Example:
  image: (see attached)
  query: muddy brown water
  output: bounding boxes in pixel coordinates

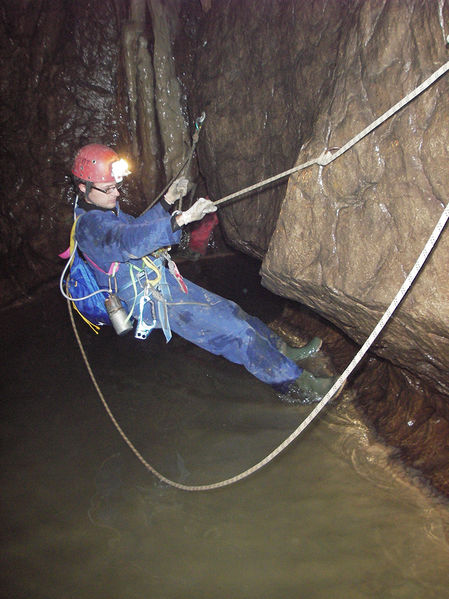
[1,256,448,599]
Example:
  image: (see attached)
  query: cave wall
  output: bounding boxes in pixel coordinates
[186,0,449,393]
[187,0,354,257]
[0,0,127,304]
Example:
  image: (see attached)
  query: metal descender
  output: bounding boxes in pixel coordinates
[134,266,159,340]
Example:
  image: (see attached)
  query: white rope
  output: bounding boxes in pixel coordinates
[73,59,449,492]
[215,60,449,207]
[315,59,449,166]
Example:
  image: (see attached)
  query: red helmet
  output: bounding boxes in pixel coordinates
[72,144,129,183]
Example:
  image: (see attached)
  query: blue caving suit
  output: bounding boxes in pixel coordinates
[75,198,302,390]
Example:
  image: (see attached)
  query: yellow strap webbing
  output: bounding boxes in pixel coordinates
[141,256,162,286]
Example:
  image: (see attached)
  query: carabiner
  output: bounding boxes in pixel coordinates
[195,112,206,130]
[135,294,157,340]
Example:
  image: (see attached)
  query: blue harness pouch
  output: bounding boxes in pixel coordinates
[67,251,111,326]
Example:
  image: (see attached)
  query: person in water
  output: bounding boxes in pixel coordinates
[71,143,335,397]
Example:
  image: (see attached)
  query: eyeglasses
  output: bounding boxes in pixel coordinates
[91,181,123,195]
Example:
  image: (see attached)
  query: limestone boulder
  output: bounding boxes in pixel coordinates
[260,1,449,396]
[188,0,449,391]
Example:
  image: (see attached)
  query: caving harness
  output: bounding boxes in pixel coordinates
[60,215,187,339]
[118,249,187,342]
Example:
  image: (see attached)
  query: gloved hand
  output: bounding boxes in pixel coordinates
[176,198,217,226]
[164,176,190,205]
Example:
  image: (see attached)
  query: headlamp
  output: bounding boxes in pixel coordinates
[111,159,131,183]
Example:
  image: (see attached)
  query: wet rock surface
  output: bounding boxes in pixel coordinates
[0,0,125,303]
[275,300,449,498]
[187,0,347,257]
[354,360,449,497]
[1,0,448,496]
[260,0,449,395]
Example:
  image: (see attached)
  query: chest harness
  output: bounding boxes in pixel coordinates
[119,249,187,342]
[62,216,187,341]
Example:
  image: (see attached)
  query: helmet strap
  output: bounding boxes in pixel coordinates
[72,176,91,200]
[84,181,92,199]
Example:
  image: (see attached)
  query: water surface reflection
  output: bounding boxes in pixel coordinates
[1,273,448,599]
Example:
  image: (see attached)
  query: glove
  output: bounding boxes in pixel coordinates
[164,177,190,205]
[176,198,217,226]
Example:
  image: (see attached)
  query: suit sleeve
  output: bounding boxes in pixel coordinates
[76,209,181,267]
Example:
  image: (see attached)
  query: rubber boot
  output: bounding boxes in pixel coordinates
[281,337,322,362]
[294,370,337,399]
